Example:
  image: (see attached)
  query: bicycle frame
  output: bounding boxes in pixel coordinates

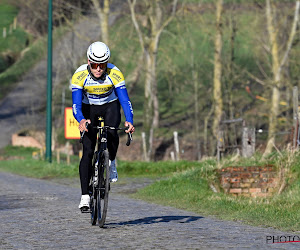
[96,117,107,153]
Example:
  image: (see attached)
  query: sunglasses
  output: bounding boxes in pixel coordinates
[90,62,107,69]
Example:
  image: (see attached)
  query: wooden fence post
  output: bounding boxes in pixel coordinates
[13,17,17,30]
[217,130,224,162]
[141,132,148,161]
[196,140,201,161]
[242,127,255,157]
[40,148,43,159]
[173,131,180,161]
[56,149,60,164]
[3,27,6,38]
[66,141,70,165]
[170,151,175,161]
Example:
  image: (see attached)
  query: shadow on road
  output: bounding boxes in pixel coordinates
[107,215,204,227]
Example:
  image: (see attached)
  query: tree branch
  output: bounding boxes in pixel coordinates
[279,0,300,74]
[233,63,266,86]
[156,0,178,37]
[127,0,145,51]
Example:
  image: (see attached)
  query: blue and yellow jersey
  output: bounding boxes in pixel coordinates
[71,63,133,124]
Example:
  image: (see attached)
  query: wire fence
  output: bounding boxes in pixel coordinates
[116,127,295,162]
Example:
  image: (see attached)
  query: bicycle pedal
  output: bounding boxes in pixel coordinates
[80,207,91,213]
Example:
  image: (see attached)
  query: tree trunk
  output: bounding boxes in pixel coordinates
[193,65,201,160]
[212,0,224,138]
[228,12,237,121]
[263,0,300,156]
[127,0,178,160]
[143,50,154,160]
[91,0,110,44]
[264,83,280,155]
[263,0,281,156]
[150,39,160,128]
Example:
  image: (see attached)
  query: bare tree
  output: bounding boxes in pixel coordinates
[212,0,224,138]
[225,6,238,121]
[263,0,300,156]
[127,0,179,160]
[192,56,201,160]
[91,0,110,44]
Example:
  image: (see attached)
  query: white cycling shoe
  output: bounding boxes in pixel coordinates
[78,194,90,210]
[109,159,118,183]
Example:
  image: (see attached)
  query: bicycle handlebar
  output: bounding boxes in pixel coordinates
[94,125,132,146]
[79,123,133,146]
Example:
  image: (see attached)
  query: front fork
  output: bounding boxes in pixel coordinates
[93,151,106,199]
[93,155,99,186]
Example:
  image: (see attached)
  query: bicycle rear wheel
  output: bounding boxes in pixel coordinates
[97,149,110,228]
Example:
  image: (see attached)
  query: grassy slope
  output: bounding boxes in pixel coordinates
[0,2,35,99]
[0,3,30,74]
[0,1,70,100]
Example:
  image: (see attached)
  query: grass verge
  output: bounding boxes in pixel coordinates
[0,146,79,179]
[134,168,300,232]
[133,151,300,232]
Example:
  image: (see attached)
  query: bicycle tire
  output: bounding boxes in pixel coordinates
[90,152,99,225]
[90,192,97,225]
[97,149,110,228]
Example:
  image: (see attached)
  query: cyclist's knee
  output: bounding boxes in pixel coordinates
[107,130,118,140]
[82,146,94,159]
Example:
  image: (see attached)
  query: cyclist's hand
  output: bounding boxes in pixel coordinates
[125,121,135,134]
[79,119,91,132]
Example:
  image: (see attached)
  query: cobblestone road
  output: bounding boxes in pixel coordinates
[0,171,299,249]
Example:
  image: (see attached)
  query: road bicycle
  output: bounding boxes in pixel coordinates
[80,117,132,227]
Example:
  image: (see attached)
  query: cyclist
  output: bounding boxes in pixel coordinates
[72,41,135,210]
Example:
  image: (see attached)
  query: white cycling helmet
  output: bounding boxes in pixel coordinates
[87,41,110,63]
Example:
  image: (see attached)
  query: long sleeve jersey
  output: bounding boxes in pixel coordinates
[71,63,133,124]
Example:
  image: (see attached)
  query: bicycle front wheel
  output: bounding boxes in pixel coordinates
[90,152,99,226]
[97,149,110,228]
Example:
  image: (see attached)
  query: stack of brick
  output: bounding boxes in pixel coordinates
[217,165,279,197]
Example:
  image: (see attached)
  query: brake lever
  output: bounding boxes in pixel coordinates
[124,126,132,146]
[126,132,132,146]
[79,122,89,144]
